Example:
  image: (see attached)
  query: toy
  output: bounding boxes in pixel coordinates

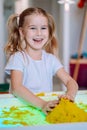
[77,0,87,8]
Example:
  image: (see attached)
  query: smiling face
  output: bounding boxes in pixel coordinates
[19,14,49,53]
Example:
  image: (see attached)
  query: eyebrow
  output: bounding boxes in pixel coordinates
[28,25,48,27]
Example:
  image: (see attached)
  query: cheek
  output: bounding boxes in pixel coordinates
[45,31,49,37]
[25,32,33,39]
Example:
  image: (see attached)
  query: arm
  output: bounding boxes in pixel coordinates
[11,70,58,114]
[56,68,78,101]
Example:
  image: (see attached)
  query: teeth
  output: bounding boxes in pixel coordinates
[34,38,42,40]
[33,38,43,41]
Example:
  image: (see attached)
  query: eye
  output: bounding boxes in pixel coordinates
[42,27,46,29]
[30,27,36,30]
[41,27,48,30]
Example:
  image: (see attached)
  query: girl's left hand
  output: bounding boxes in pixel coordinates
[58,93,74,102]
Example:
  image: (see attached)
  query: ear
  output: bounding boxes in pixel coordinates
[19,27,24,38]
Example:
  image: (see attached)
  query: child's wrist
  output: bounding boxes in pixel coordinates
[40,100,47,110]
[65,93,75,100]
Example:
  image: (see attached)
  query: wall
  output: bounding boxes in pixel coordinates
[0,0,5,83]
[0,0,87,85]
[70,1,87,56]
[28,0,52,13]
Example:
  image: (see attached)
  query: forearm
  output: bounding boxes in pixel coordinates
[12,86,59,115]
[12,85,46,109]
[65,78,78,98]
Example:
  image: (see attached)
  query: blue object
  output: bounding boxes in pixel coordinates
[71,52,87,59]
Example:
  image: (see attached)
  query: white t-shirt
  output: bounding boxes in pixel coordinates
[5,50,63,93]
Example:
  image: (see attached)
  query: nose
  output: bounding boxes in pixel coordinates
[36,29,42,35]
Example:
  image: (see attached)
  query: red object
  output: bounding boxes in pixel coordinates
[77,0,87,8]
[70,59,87,90]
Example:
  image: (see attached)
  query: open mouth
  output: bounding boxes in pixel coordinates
[33,38,43,43]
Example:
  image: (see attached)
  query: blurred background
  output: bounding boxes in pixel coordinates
[0,0,87,91]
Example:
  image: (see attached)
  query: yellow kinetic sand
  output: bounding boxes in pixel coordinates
[46,98,87,123]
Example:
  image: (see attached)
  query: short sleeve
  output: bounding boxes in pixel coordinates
[52,56,63,75]
[5,52,25,75]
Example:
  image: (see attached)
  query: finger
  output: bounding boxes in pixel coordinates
[59,95,74,102]
[53,100,59,104]
[49,101,57,108]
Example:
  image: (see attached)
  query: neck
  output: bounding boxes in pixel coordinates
[26,49,42,60]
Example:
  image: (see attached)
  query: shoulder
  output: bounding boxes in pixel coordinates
[11,51,25,58]
[43,50,58,61]
[43,50,63,66]
[43,51,63,75]
[43,50,63,65]
[9,51,26,61]
[5,51,26,74]
[6,51,28,67]
[43,50,55,58]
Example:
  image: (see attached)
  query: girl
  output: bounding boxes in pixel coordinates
[5,7,78,114]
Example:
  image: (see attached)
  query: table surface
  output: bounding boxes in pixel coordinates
[0,90,87,130]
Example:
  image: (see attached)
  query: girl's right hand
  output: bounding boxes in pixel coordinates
[42,100,59,115]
